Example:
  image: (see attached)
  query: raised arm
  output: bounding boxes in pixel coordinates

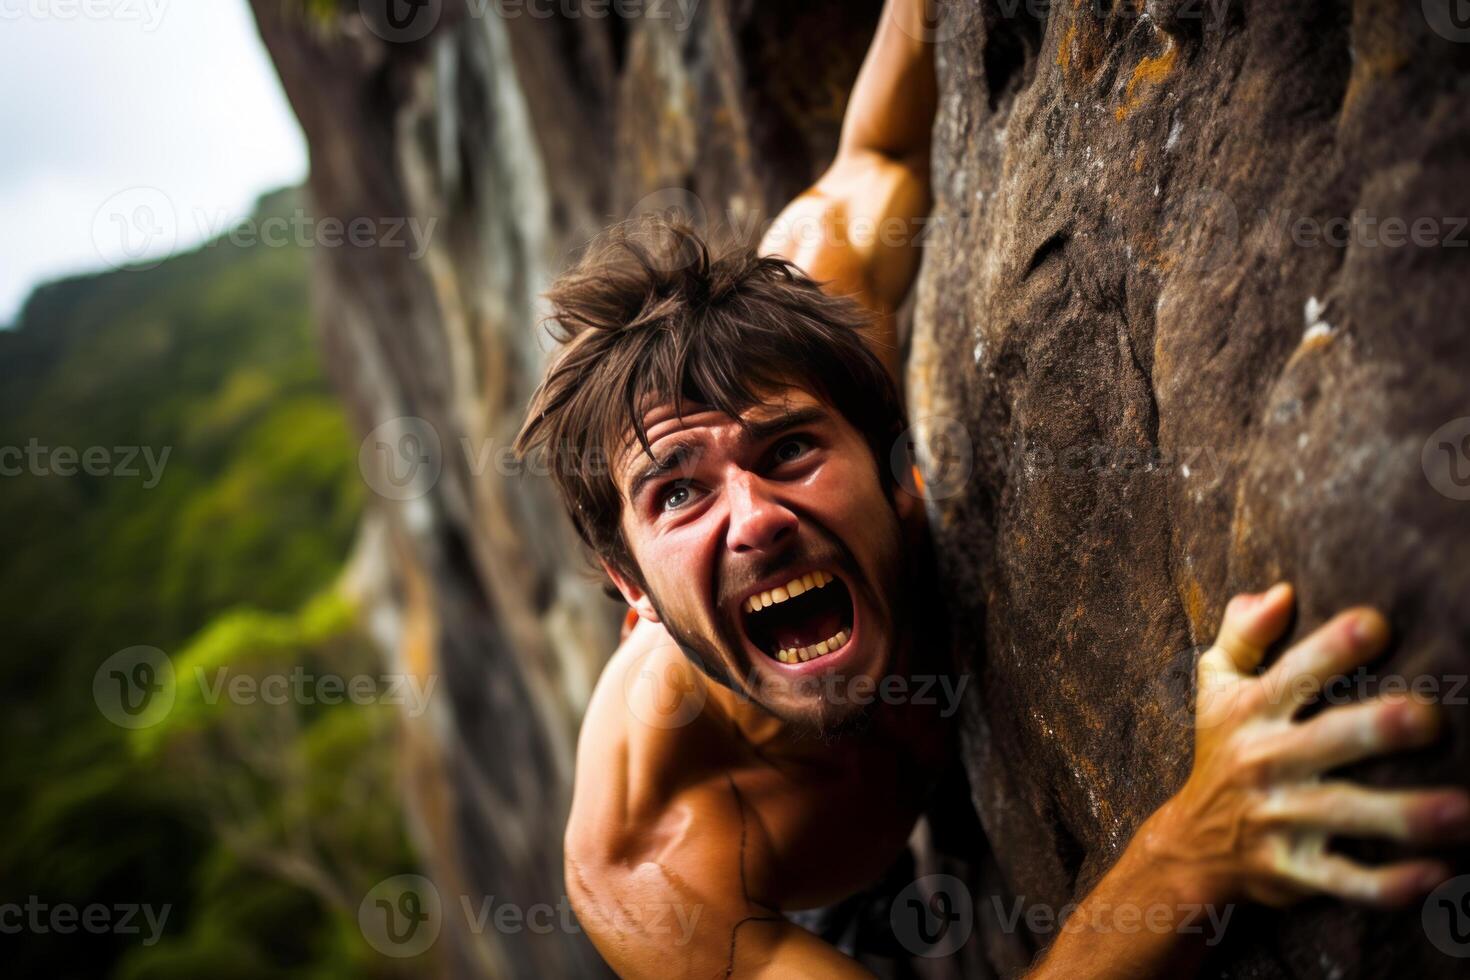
[761,0,938,384]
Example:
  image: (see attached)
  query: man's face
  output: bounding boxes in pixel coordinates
[608,386,912,732]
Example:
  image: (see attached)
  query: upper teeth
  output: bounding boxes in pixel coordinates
[744,570,834,613]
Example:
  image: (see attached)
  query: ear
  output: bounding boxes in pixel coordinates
[894,463,927,528]
[603,560,661,624]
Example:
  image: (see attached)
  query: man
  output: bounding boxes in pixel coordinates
[513,0,1469,975]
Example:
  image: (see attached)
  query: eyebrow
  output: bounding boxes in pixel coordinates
[623,405,830,503]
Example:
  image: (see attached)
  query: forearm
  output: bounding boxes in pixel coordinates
[837,0,938,165]
[1025,814,1220,980]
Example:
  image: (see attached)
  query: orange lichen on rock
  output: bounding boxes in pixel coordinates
[1058,23,1077,72]
[1115,38,1178,121]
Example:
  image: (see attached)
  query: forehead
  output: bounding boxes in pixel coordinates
[614,387,826,488]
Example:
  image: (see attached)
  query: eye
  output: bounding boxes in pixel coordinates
[659,481,697,512]
[772,436,813,465]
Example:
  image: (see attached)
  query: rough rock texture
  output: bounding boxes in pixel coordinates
[248,0,1469,976]
[909,1,1470,976]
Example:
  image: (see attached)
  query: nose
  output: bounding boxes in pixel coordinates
[724,470,797,554]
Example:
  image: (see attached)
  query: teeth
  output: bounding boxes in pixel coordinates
[773,628,849,666]
[745,571,835,615]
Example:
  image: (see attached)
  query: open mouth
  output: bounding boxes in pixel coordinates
[740,570,854,665]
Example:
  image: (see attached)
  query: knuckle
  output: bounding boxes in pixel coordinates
[1229,742,1277,789]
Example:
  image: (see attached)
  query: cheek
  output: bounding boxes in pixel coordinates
[641,523,720,618]
[806,451,890,526]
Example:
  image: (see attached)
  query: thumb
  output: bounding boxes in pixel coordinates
[1207,582,1294,676]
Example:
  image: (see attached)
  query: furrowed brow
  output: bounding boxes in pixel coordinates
[623,406,829,502]
[741,405,829,444]
[626,442,697,503]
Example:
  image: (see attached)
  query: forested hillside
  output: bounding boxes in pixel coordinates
[0,189,419,978]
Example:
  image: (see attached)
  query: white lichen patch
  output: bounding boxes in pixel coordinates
[1301,296,1336,349]
[1165,118,1183,152]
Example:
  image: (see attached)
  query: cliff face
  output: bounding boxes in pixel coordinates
[910,2,1470,976]
[249,1,1469,976]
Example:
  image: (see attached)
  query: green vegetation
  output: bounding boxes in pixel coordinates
[0,189,420,977]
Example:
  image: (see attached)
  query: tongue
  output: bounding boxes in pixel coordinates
[773,605,845,652]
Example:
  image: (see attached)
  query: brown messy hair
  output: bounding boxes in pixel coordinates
[513,219,904,580]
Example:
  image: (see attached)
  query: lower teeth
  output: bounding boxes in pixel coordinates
[775,628,849,664]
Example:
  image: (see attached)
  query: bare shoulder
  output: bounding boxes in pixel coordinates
[563,620,777,974]
[564,617,729,870]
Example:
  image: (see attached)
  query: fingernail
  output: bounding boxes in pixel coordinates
[1265,583,1290,604]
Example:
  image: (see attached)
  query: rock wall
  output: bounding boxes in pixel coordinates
[249,1,1470,976]
[910,1,1470,977]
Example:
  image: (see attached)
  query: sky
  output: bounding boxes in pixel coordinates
[0,0,309,325]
